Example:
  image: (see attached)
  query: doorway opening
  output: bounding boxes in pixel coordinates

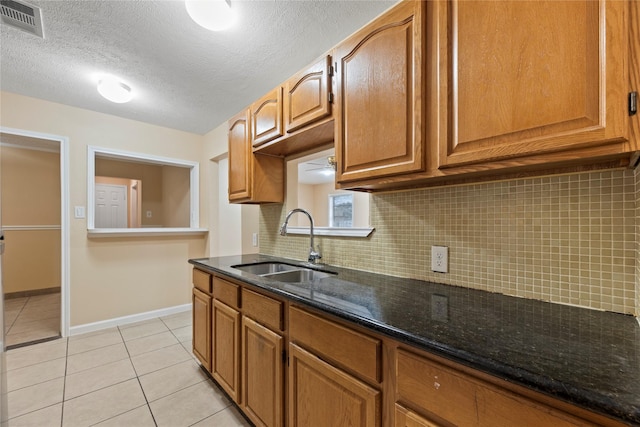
[0,128,69,349]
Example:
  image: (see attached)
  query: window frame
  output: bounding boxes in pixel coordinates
[87,146,206,237]
[328,193,354,228]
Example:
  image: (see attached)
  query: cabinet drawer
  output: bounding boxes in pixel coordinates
[242,288,283,332]
[289,306,381,384]
[395,404,440,427]
[214,277,240,309]
[192,268,212,294]
[396,348,478,426]
[476,384,584,427]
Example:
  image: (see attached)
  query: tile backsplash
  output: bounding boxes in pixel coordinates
[260,166,640,316]
[636,165,640,316]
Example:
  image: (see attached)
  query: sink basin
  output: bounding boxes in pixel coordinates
[262,268,334,283]
[231,261,337,283]
[231,262,299,275]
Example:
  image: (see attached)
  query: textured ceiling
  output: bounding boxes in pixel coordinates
[0,0,397,135]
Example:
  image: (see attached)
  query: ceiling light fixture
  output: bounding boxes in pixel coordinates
[185,0,236,31]
[97,75,133,104]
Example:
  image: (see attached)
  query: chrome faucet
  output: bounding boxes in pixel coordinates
[279,208,322,264]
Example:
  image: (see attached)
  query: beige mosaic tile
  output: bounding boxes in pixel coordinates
[261,167,640,315]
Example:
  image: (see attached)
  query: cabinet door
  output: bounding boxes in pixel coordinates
[284,55,332,133]
[228,110,285,204]
[192,288,211,372]
[439,0,628,168]
[334,1,426,183]
[212,299,241,403]
[228,110,251,201]
[288,343,380,427]
[241,317,283,427]
[252,88,283,147]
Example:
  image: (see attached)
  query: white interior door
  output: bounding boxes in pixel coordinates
[95,183,128,228]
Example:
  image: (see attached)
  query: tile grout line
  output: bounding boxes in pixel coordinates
[4,296,29,336]
[5,293,61,348]
[60,336,69,427]
[5,313,239,427]
[118,324,159,427]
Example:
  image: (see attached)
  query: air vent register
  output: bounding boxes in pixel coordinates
[1,0,44,38]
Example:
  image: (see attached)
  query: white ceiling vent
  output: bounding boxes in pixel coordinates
[1,0,44,38]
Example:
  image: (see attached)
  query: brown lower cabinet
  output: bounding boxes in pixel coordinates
[212,299,241,403]
[288,343,381,427]
[242,316,283,427]
[191,268,626,427]
[191,288,211,372]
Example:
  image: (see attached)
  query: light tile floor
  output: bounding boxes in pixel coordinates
[4,311,251,427]
[4,293,61,348]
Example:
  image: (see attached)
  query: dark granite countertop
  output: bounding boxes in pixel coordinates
[189,254,640,425]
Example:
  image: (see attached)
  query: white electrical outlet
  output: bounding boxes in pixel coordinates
[146,210,152,218]
[252,233,258,247]
[431,246,448,273]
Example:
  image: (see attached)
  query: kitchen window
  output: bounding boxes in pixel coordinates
[328,193,353,228]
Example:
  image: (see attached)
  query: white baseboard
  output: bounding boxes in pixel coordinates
[69,304,191,336]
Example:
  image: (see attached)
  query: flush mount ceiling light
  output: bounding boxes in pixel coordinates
[185,0,236,31]
[97,75,133,104]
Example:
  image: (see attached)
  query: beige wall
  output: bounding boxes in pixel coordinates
[2,230,60,293]
[203,122,259,257]
[162,166,191,227]
[296,183,315,225]
[1,146,60,224]
[262,166,640,316]
[0,92,207,326]
[0,146,61,293]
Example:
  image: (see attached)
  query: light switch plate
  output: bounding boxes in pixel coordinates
[74,206,85,219]
[431,245,448,273]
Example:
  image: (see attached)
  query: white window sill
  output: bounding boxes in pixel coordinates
[285,226,374,238]
[87,228,208,238]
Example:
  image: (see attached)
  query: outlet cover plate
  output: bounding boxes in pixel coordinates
[431,245,448,273]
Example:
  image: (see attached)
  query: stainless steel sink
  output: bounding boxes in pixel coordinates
[231,262,336,283]
[231,262,299,275]
[262,268,334,283]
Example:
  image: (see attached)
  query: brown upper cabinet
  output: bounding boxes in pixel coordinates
[253,55,335,158]
[438,0,630,168]
[228,110,284,204]
[332,0,637,191]
[284,55,333,134]
[230,0,638,196]
[251,88,284,148]
[334,0,426,184]
[228,110,252,201]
